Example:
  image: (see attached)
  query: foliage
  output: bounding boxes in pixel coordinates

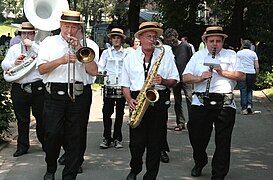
[158,0,205,48]
[256,70,273,90]
[0,55,14,136]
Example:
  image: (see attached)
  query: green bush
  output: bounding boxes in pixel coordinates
[256,70,273,90]
[0,55,14,138]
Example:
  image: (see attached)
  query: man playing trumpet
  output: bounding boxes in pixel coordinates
[37,10,98,180]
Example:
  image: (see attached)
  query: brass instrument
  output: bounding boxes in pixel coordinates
[204,47,216,98]
[3,0,69,82]
[76,25,95,63]
[128,40,165,128]
[3,51,37,82]
[67,36,76,102]
[67,27,96,102]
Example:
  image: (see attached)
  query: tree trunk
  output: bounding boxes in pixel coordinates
[229,0,245,48]
[128,0,140,38]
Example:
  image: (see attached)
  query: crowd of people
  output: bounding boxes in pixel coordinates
[1,7,261,180]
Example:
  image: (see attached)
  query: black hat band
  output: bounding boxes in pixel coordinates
[139,25,160,31]
[61,15,81,22]
[205,30,225,35]
[22,27,35,30]
[110,31,123,35]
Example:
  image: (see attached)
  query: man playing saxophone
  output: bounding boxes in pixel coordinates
[121,22,179,180]
[1,22,45,157]
[37,10,98,180]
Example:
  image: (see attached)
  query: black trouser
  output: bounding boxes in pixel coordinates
[102,97,126,142]
[129,90,169,180]
[11,82,44,151]
[43,84,92,180]
[187,105,236,179]
[172,82,192,126]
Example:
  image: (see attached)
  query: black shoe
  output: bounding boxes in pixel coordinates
[58,154,65,165]
[126,172,137,180]
[43,172,55,180]
[160,151,169,163]
[78,166,83,174]
[191,165,203,177]
[13,149,28,157]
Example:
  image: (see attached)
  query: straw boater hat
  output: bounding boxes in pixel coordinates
[107,28,126,39]
[134,22,163,38]
[201,26,228,42]
[18,22,36,32]
[59,10,84,24]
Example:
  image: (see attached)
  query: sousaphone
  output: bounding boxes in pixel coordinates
[3,0,69,82]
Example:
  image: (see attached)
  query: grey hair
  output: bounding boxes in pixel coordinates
[242,40,252,49]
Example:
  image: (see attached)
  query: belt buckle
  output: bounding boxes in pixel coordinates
[21,84,32,94]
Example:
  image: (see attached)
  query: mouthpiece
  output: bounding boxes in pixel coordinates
[212,47,216,59]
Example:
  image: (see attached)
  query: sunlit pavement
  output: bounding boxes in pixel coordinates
[0,89,272,180]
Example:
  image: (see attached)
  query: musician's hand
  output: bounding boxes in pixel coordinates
[152,75,163,85]
[23,39,33,47]
[61,53,77,64]
[214,66,223,76]
[201,71,212,80]
[15,54,26,65]
[127,99,138,111]
[67,35,81,49]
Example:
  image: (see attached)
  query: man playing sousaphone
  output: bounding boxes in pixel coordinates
[37,10,98,180]
[1,22,45,157]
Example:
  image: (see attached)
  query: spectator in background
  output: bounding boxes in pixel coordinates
[181,36,195,54]
[10,30,22,47]
[126,37,140,53]
[237,39,259,115]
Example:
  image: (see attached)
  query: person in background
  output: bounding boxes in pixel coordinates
[1,22,45,157]
[9,30,22,47]
[183,26,245,180]
[181,36,195,54]
[237,39,259,115]
[161,28,193,163]
[126,37,141,53]
[164,28,193,131]
[121,21,179,180]
[98,28,127,149]
[37,10,98,180]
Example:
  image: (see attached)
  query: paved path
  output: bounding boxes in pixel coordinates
[0,90,272,180]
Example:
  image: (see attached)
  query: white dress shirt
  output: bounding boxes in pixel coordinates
[121,45,179,91]
[98,46,127,86]
[183,48,244,108]
[37,34,99,85]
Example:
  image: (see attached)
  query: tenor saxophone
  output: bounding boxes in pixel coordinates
[128,40,165,128]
